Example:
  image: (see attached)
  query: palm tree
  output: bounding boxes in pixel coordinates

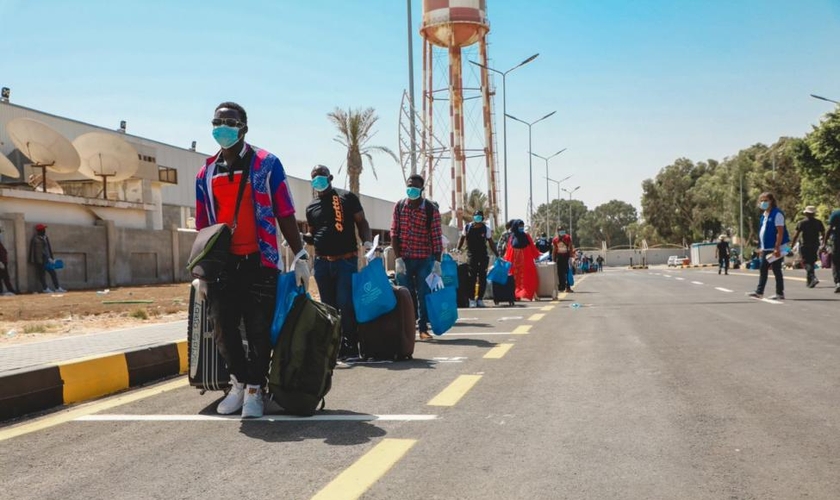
[462,189,489,223]
[327,107,398,194]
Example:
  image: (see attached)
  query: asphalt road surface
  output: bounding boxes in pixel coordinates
[2,267,839,500]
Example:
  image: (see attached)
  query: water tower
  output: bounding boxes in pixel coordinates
[420,0,498,228]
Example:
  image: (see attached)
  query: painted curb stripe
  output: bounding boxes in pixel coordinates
[125,344,181,387]
[59,353,129,404]
[75,414,438,422]
[311,439,417,500]
[0,366,63,421]
[176,341,188,373]
[484,343,514,359]
[428,374,482,406]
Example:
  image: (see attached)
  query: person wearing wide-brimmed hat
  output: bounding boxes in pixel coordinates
[715,234,731,275]
[790,205,826,288]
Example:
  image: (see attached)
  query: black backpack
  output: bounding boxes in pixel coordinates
[268,295,342,416]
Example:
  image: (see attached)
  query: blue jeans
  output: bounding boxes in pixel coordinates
[314,257,358,349]
[397,257,433,333]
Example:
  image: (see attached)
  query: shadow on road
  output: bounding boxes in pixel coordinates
[238,410,388,445]
[431,338,496,347]
[452,322,492,328]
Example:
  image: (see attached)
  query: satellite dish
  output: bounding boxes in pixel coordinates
[73,132,140,199]
[27,173,64,194]
[0,154,21,179]
[7,118,80,193]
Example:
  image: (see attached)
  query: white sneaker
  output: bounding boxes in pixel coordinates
[476,299,486,308]
[42,288,54,294]
[241,385,264,418]
[56,287,67,293]
[468,299,476,308]
[216,375,245,415]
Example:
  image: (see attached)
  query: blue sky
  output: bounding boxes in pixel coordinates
[1,0,839,222]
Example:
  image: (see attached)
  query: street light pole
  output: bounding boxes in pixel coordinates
[469,54,539,222]
[739,167,744,260]
[562,186,580,244]
[545,174,572,233]
[406,0,417,174]
[810,94,840,105]
[506,111,556,229]
[532,148,567,235]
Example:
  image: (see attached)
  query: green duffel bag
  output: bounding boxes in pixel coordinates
[268,294,342,416]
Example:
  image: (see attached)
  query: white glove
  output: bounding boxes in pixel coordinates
[363,241,373,251]
[432,260,442,277]
[395,257,406,275]
[293,249,310,290]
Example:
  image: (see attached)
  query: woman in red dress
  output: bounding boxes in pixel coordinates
[504,220,540,300]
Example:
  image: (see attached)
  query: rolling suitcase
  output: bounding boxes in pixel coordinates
[358,286,416,360]
[187,279,230,393]
[456,263,472,308]
[536,262,558,299]
[492,275,516,306]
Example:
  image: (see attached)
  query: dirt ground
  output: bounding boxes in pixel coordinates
[0,277,321,346]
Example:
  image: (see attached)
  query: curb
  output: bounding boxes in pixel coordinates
[0,340,188,421]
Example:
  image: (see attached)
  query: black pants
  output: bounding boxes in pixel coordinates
[800,246,818,284]
[556,254,570,290]
[833,245,840,286]
[208,253,277,387]
[467,254,489,300]
[719,257,729,272]
[0,263,15,293]
[756,250,784,296]
[37,265,60,290]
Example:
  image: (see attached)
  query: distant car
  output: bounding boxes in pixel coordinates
[667,256,681,267]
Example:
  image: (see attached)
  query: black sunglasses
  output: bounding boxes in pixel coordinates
[211,117,245,128]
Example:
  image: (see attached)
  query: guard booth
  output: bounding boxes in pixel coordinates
[690,242,718,266]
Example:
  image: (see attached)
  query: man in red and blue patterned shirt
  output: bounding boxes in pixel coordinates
[391,174,443,340]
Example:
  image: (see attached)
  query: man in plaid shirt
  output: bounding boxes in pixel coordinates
[391,174,443,340]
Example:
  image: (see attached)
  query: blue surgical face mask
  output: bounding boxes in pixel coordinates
[406,187,422,200]
[759,201,770,211]
[474,216,483,223]
[212,125,241,149]
[311,175,330,192]
[559,231,567,236]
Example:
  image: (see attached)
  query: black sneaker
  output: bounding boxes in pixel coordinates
[746,291,763,299]
[768,294,785,300]
[808,278,819,288]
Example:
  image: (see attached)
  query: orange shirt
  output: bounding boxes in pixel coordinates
[211,172,259,256]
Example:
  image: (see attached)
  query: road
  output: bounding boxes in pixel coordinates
[1,268,839,500]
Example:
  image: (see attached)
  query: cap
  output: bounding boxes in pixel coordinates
[803,206,816,214]
[35,223,47,231]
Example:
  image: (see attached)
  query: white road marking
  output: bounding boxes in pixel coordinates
[456,318,479,322]
[498,316,524,321]
[436,332,518,336]
[691,281,704,285]
[715,287,734,293]
[431,357,467,363]
[761,298,785,305]
[75,414,438,422]
[663,275,672,278]
[675,277,685,281]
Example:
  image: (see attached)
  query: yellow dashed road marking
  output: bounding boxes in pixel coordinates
[311,439,417,500]
[428,375,482,406]
[484,343,514,359]
[512,325,532,334]
[528,313,545,321]
[540,305,554,311]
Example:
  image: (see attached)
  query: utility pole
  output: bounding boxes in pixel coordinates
[406,0,418,174]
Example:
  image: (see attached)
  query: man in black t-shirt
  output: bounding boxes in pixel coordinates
[457,210,499,307]
[826,208,840,292]
[715,235,730,275]
[790,205,826,288]
[535,232,551,258]
[304,165,372,360]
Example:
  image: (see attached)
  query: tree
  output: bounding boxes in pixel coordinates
[576,200,638,248]
[463,189,489,223]
[531,199,588,242]
[327,107,398,195]
[792,107,840,213]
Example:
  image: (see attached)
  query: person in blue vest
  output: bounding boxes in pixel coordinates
[747,192,790,300]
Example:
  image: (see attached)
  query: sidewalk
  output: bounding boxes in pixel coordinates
[0,320,188,421]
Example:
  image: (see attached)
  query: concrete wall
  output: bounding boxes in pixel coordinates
[600,248,688,267]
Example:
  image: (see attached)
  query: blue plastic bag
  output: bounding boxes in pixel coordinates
[353,257,397,323]
[567,266,575,287]
[487,258,511,285]
[425,285,458,335]
[45,259,64,271]
[270,272,306,346]
[441,253,458,289]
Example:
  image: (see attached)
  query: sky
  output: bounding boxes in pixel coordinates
[1,0,839,223]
